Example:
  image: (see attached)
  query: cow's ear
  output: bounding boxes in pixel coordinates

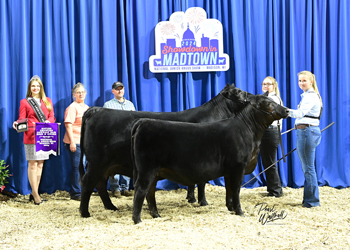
[263,91,269,96]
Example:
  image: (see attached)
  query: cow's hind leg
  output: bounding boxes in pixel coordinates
[80,163,114,217]
[197,182,208,206]
[186,185,196,203]
[132,170,158,224]
[95,177,117,211]
[80,163,100,218]
[146,178,160,218]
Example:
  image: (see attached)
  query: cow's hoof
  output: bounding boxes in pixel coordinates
[80,211,91,218]
[132,217,142,224]
[150,211,161,218]
[105,204,118,211]
[187,197,196,203]
[199,200,208,206]
[235,210,245,217]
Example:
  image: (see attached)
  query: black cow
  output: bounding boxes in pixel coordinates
[79,84,250,218]
[131,92,289,224]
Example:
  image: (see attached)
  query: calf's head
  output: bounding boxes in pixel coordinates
[251,92,289,122]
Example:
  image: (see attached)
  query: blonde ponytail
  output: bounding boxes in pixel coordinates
[298,71,323,106]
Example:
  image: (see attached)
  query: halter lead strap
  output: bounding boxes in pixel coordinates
[277,120,286,162]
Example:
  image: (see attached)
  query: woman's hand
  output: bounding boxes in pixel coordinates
[13,121,18,130]
[70,143,77,152]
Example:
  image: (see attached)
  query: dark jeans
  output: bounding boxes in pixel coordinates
[65,143,85,198]
[259,128,283,196]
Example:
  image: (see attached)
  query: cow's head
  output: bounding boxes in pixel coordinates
[220,84,255,114]
[250,91,289,122]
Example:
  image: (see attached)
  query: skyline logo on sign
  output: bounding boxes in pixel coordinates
[149,7,230,73]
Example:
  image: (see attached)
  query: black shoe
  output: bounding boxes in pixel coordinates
[121,190,133,197]
[30,194,47,202]
[267,192,283,198]
[71,196,81,201]
[34,200,42,205]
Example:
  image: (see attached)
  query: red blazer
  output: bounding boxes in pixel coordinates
[17,97,56,144]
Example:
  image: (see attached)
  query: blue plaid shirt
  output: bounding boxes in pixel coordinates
[103,98,136,111]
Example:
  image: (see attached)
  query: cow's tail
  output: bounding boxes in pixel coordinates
[79,107,102,182]
[130,118,149,186]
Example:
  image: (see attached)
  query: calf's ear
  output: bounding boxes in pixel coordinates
[263,91,269,96]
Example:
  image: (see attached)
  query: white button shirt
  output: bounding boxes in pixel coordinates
[267,92,283,130]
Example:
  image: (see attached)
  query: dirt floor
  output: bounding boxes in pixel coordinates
[0,185,349,250]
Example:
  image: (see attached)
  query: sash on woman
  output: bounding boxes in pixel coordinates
[27,97,60,156]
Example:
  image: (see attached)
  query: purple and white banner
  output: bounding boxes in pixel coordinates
[149,7,229,73]
[35,123,59,156]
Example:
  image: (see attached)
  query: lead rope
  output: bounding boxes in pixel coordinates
[241,122,335,187]
[277,120,286,163]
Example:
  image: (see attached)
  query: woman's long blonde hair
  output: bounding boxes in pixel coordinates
[25,75,52,112]
[263,76,281,98]
[298,70,323,106]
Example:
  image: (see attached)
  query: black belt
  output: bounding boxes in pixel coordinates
[295,124,316,129]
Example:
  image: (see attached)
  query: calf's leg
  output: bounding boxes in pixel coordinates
[197,182,208,206]
[146,178,161,218]
[227,170,245,216]
[132,169,158,224]
[224,175,233,211]
[95,177,117,211]
[186,185,196,203]
[80,163,101,217]
[80,163,116,217]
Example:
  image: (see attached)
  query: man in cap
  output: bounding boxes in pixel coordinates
[103,81,136,198]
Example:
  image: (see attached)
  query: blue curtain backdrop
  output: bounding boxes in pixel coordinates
[0,0,349,195]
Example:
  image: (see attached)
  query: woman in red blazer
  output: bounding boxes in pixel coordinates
[13,75,56,205]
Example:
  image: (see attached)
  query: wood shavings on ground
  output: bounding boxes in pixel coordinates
[1,186,349,249]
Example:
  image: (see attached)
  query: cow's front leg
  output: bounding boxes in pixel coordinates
[96,177,117,211]
[197,182,208,206]
[186,185,196,203]
[146,178,160,218]
[227,170,245,216]
[224,175,233,211]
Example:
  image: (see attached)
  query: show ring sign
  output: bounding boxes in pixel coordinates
[35,123,60,156]
[149,7,229,73]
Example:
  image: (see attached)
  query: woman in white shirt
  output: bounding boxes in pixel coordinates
[288,70,322,208]
[259,76,284,197]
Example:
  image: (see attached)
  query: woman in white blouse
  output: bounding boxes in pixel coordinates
[260,76,284,197]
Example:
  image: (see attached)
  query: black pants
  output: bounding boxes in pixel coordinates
[259,128,283,196]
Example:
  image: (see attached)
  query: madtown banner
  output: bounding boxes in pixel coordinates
[149,7,229,73]
[35,123,60,156]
